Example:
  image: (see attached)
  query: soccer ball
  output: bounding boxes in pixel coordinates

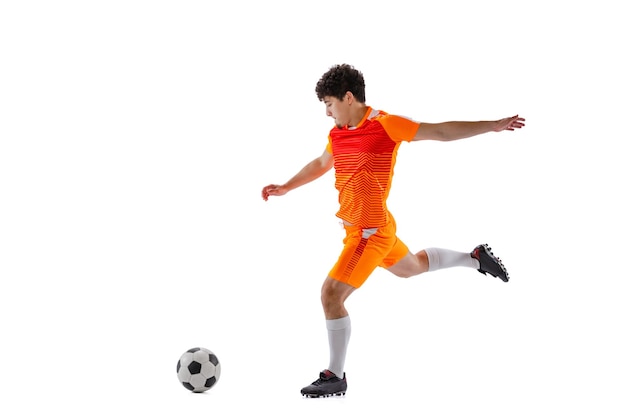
[176,347,221,393]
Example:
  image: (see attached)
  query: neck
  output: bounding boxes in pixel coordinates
[348,104,369,128]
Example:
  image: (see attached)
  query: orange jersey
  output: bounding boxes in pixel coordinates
[326,107,420,227]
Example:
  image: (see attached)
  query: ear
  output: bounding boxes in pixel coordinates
[344,91,354,104]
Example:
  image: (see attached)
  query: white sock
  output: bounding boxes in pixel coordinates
[424,247,479,271]
[327,316,351,378]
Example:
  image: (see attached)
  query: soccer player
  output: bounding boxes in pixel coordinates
[261,64,525,398]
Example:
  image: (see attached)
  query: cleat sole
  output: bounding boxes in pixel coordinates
[302,391,346,398]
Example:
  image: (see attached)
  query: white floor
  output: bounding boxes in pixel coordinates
[2,1,625,417]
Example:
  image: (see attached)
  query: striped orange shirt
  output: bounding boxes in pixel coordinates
[326,107,420,227]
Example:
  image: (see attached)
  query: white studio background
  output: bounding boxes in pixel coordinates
[1,1,624,417]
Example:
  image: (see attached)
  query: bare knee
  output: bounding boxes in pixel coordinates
[414,250,429,275]
[388,251,429,278]
[321,277,355,319]
[321,281,343,313]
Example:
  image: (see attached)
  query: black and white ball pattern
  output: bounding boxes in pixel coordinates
[176,347,221,392]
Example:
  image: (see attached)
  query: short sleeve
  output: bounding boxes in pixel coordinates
[325,135,333,154]
[377,114,420,142]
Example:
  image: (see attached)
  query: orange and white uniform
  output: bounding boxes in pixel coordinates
[327,107,420,288]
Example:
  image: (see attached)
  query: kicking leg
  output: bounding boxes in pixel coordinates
[387,245,508,282]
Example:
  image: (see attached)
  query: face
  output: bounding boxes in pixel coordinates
[323,95,351,129]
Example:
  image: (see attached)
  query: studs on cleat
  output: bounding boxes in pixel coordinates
[301,369,347,398]
[471,243,509,282]
[302,392,346,398]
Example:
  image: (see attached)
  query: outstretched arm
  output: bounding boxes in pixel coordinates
[412,115,525,142]
[262,149,334,201]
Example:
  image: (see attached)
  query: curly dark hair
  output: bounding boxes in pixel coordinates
[315,64,366,103]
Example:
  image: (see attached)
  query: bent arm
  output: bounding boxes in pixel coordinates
[262,150,334,201]
[412,115,525,142]
[283,149,334,191]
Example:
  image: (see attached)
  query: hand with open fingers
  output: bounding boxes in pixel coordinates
[496,115,525,132]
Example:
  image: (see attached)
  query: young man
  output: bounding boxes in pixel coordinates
[261,64,525,398]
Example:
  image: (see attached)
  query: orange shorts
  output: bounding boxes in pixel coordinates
[328,214,409,288]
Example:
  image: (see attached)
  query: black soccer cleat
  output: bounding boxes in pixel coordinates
[301,370,347,398]
[471,244,509,282]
